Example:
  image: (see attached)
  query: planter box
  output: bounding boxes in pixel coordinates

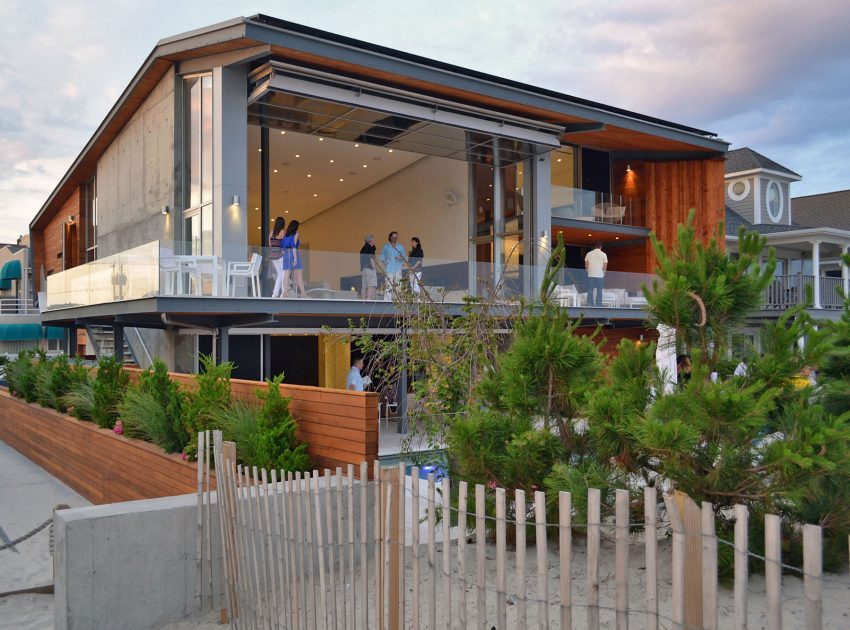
[0,389,203,504]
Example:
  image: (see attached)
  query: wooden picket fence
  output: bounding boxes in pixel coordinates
[196,431,828,630]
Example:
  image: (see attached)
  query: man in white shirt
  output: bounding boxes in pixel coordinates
[346,356,366,392]
[584,241,608,306]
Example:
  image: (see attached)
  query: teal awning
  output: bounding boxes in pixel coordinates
[0,323,43,341]
[0,324,64,341]
[44,326,65,340]
[0,260,21,280]
[0,278,11,290]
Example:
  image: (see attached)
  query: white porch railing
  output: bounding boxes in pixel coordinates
[762,274,845,310]
[0,298,39,315]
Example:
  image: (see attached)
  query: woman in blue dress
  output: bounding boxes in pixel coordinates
[281,219,307,297]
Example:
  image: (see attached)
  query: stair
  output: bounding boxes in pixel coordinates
[85,325,137,366]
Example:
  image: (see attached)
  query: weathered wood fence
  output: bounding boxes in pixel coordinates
[198,431,828,630]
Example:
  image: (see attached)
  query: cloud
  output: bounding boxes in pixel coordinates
[0,0,847,243]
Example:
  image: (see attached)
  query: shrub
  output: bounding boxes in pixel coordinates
[118,388,175,447]
[135,358,186,453]
[183,355,232,439]
[34,355,80,412]
[5,350,38,402]
[215,400,262,466]
[91,356,128,429]
[252,374,310,472]
[62,379,96,422]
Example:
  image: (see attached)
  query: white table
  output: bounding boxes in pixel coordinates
[173,255,221,296]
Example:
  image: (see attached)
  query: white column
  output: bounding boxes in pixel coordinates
[842,245,849,297]
[812,241,821,308]
[530,152,552,299]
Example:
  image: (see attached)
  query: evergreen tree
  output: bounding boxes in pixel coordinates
[819,253,850,414]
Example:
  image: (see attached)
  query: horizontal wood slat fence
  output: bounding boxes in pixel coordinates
[200,431,829,630]
[124,368,379,476]
[0,389,201,503]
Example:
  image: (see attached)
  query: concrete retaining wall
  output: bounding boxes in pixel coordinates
[54,492,224,630]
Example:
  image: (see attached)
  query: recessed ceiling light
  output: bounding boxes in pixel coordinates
[388,149,393,153]
[486,198,490,201]
[615,236,620,240]
[285,210,289,214]
[254,207,258,210]
[354,143,360,148]
[339,178,344,182]
[557,158,562,163]
[313,193,318,197]
[258,148,262,152]
[280,130,286,135]
[488,184,492,188]
[329,159,334,163]
[295,154,300,158]
[307,174,312,178]
[587,233,592,237]
[318,137,324,142]
[273,169,278,173]
[362,164,367,168]
[257,226,261,230]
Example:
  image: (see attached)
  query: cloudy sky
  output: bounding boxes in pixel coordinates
[1,0,848,243]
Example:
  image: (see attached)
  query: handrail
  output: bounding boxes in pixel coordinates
[0,298,39,315]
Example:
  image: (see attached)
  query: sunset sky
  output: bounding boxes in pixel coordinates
[1,0,848,242]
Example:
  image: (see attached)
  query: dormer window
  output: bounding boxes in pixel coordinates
[727,178,750,201]
[766,180,783,223]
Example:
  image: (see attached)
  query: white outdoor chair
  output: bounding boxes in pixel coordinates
[226,253,262,297]
[553,284,579,307]
[160,257,181,295]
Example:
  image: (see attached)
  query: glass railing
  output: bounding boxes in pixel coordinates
[44,241,655,310]
[551,185,641,227]
[45,241,160,310]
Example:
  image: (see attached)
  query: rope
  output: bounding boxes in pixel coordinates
[0,517,53,552]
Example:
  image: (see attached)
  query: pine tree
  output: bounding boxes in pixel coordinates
[819,253,850,414]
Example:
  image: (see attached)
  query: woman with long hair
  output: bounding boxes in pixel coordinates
[281,219,307,297]
[269,216,286,298]
[408,236,424,294]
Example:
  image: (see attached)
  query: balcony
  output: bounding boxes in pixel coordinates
[762,275,846,310]
[43,241,655,316]
[551,186,644,229]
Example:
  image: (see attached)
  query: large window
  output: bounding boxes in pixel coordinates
[183,74,213,254]
[83,176,97,262]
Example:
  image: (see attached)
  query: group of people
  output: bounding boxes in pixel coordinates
[268,217,307,298]
[359,231,424,300]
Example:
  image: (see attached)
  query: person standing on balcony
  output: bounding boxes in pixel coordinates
[346,355,366,391]
[408,237,424,294]
[269,217,286,298]
[281,220,307,297]
[360,234,377,300]
[380,231,406,299]
[584,240,608,306]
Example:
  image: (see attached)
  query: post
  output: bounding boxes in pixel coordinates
[764,514,781,630]
[803,524,822,630]
[645,487,658,630]
[475,484,486,629]
[663,492,684,630]
[516,489,527,629]
[535,490,548,630]
[558,492,571,630]
[113,324,124,362]
[587,488,600,630]
[615,489,629,630]
[702,502,718,630]
[734,504,748,630]
[842,245,849,298]
[812,240,821,308]
[67,325,77,358]
[674,491,703,629]
[217,327,230,365]
[495,487,507,629]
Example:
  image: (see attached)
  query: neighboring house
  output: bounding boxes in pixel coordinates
[0,236,63,355]
[725,148,850,317]
[30,15,729,384]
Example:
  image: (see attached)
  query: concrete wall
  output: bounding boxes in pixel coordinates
[96,67,176,258]
[54,493,222,630]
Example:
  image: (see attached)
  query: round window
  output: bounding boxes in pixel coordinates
[727,178,750,201]
[766,180,783,223]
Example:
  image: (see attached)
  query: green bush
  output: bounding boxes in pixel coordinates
[215,400,262,466]
[135,358,186,453]
[252,374,310,472]
[62,378,96,422]
[91,356,128,429]
[5,350,38,402]
[118,388,176,447]
[34,355,82,412]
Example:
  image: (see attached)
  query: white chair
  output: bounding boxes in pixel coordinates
[553,284,579,307]
[606,288,627,307]
[160,257,180,295]
[226,253,262,297]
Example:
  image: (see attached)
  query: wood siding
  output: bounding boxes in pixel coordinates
[0,389,202,504]
[124,368,379,476]
[33,188,83,291]
[576,326,659,355]
[644,158,726,271]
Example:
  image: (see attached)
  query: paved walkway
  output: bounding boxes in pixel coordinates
[0,440,91,629]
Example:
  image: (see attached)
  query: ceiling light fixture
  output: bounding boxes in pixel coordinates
[285,210,289,214]
[258,148,262,152]
[339,178,344,182]
[313,193,318,197]
[388,149,394,153]
[329,159,334,163]
[319,137,324,141]
[280,130,286,135]
[354,143,360,148]
[307,174,312,178]
[362,164,367,168]
[273,169,278,173]
[295,154,300,158]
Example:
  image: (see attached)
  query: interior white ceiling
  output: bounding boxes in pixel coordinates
[247,126,423,224]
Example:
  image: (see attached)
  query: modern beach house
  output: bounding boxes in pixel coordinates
[30,15,730,386]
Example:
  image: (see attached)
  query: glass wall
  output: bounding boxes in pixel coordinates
[182,74,213,255]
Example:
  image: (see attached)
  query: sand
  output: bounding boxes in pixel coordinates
[0,440,91,630]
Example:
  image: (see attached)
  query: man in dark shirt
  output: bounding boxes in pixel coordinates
[360,234,377,300]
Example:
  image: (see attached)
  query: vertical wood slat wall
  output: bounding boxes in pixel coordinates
[124,368,379,476]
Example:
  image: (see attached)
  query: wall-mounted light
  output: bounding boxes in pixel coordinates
[626,164,632,172]
[161,205,169,216]
[232,195,240,206]
[67,214,75,222]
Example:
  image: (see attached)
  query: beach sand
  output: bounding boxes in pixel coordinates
[0,440,91,630]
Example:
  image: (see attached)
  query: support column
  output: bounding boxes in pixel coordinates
[113,324,124,363]
[217,327,230,365]
[262,334,271,380]
[842,245,849,298]
[530,152,552,299]
[212,65,249,265]
[67,325,77,358]
[812,241,821,308]
[398,337,408,435]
